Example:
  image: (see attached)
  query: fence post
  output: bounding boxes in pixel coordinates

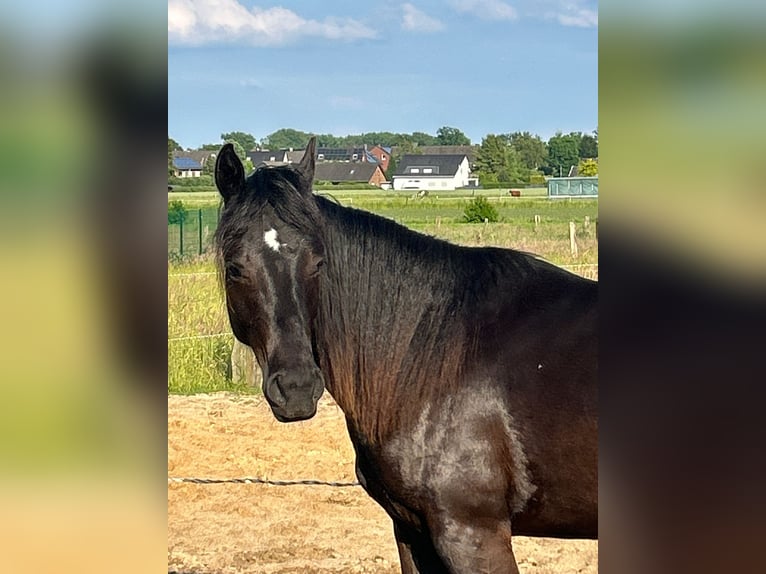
[231,339,263,387]
[198,209,203,255]
[179,218,184,255]
[569,221,578,257]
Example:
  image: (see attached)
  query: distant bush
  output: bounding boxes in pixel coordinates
[578,159,598,177]
[479,182,543,189]
[169,175,214,187]
[463,196,499,223]
[168,200,188,225]
[313,181,381,190]
[529,172,547,185]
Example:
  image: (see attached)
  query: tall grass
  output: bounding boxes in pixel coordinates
[168,271,257,394]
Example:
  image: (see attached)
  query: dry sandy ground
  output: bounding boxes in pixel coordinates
[168,394,597,573]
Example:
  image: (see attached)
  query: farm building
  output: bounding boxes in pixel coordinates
[172,156,203,178]
[547,176,598,198]
[392,154,475,191]
[314,162,387,187]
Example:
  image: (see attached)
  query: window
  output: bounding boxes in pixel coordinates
[424,168,433,174]
[411,168,420,173]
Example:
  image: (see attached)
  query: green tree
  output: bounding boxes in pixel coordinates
[579,133,598,158]
[411,131,438,146]
[168,200,187,225]
[221,131,257,152]
[507,132,547,170]
[578,158,598,176]
[385,155,398,181]
[203,154,216,175]
[393,139,422,161]
[262,128,312,150]
[168,137,182,176]
[545,133,581,177]
[463,196,499,223]
[474,134,525,183]
[200,143,221,151]
[436,126,470,146]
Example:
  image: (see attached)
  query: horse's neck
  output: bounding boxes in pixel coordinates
[315,202,464,443]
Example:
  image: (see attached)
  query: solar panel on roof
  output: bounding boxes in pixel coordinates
[173,157,203,169]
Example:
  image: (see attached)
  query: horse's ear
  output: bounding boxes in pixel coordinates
[296,136,316,186]
[215,143,245,203]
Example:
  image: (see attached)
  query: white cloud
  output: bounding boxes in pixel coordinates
[168,0,378,46]
[539,1,598,28]
[401,3,445,32]
[555,7,598,27]
[450,0,518,21]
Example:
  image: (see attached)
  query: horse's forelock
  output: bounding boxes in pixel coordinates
[214,166,323,273]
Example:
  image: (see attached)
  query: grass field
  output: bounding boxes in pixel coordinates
[168,191,597,394]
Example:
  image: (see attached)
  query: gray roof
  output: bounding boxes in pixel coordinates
[391,145,478,163]
[285,150,305,163]
[314,162,381,183]
[393,154,468,177]
[247,150,287,163]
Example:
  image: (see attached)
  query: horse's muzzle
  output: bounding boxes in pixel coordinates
[263,368,324,422]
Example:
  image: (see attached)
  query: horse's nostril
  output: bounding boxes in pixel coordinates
[266,374,288,406]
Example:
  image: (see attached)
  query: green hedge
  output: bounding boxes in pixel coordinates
[169,174,214,187]
[480,181,545,189]
[313,182,381,190]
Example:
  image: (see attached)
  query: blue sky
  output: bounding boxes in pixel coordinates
[168,0,597,149]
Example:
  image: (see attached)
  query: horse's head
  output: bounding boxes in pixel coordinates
[214,137,325,422]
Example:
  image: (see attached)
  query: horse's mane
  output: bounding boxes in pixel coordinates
[312,195,545,440]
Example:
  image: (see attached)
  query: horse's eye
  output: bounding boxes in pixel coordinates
[308,257,324,276]
[226,263,243,280]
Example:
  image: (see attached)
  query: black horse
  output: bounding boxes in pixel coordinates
[213,138,597,573]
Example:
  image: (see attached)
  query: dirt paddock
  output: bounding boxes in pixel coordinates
[168,394,597,573]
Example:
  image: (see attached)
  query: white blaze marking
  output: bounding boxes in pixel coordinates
[264,228,282,252]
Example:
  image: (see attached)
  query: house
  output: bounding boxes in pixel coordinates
[172,156,203,178]
[366,145,391,173]
[314,162,387,187]
[247,150,289,164]
[392,154,474,191]
[173,149,218,177]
